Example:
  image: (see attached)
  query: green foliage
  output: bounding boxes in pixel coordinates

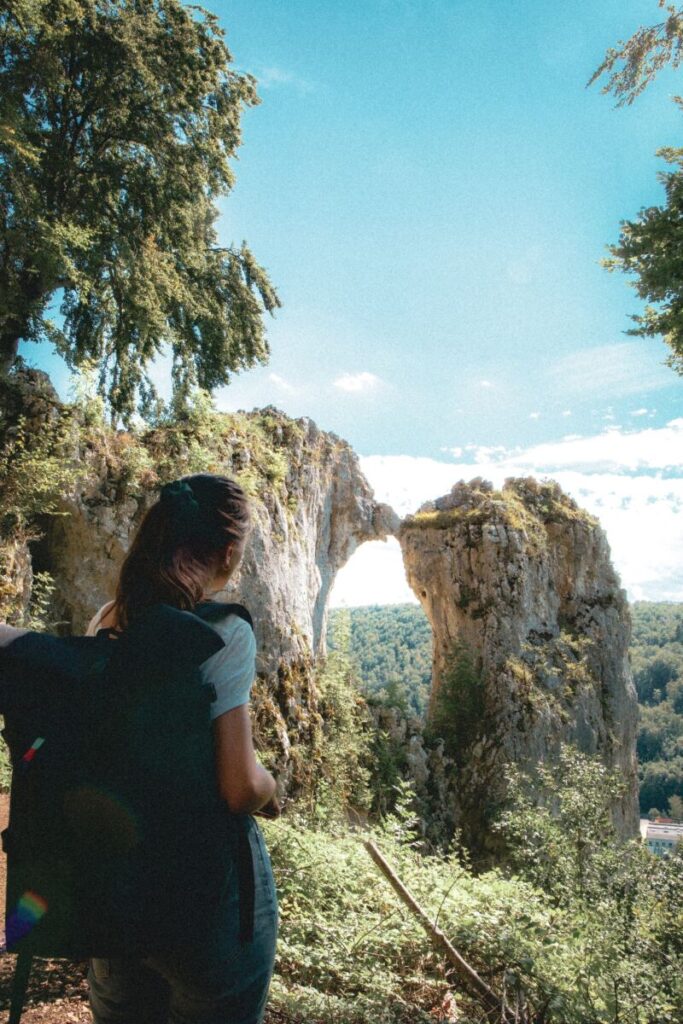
[491,745,683,1023]
[0,727,11,793]
[328,604,432,716]
[494,746,629,901]
[0,406,81,619]
[669,793,683,818]
[364,707,411,819]
[24,571,58,631]
[68,358,107,428]
[589,3,683,107]
[640,757,683,814]
[401,478,595,540]
[259,744,683,1024]
[307,609,373,826]
[262,804,442,1024]
[0,0,280,420]
[424,640,484,768]
[263,794,554,1024]
[63,381,301,507]
[336,601,683,819]
[638,701,683,761]
[590,6,683,372]
[599,141,683,373]
[630,602,683,813]
[0,414,79,539]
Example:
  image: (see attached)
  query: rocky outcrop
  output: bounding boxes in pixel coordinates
[0,364,63,627]
[368,702,459,846]
[399,477,639,857]
[0,369,641,844]
[25,400,398,796]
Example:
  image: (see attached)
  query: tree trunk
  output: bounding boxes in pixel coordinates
[0,329,22,376]
[364,839,524,1024]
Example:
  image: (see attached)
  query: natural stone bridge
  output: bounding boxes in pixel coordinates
[2,383,639,854]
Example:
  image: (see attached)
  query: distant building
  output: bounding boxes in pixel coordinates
[640,819,683,857]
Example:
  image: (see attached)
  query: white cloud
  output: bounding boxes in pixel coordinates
[268,372,295,393]
[498,419,683,474]
[561,410,572,417]
[256,66,315,94]
[333,371,382,393]
[329,419,683,607]
[630,408,648,417]
[480,379,494,389]
[529,411,541,420]
[548,342,672,398]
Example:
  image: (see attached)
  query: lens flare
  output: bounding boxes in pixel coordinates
[3,890,48,949]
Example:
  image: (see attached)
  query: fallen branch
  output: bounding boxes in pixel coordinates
[363,839,521,1024]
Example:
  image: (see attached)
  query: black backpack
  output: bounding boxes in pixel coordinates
[0,599,255,1023]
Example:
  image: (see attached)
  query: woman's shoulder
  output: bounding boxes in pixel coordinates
[200,611,256,712]
[85,600,117,636]
[206,610,255,650]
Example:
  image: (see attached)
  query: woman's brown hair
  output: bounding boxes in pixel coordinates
[113,474,251,629]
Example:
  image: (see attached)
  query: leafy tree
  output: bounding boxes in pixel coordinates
[590,2,683,373]
[589,3,683,107]
[669,792,683,818]
[640,755,683,811]
[423,639,484,769]
[0,0,279,420]
[637,701,683,761]
[309,609,373,825]
[669,675,683,713]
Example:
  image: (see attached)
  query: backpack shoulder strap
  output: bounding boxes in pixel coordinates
[193,601,254,631]
[9,950,33,1024]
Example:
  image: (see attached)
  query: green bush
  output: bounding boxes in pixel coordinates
[424,639,484,767]
[256,744,682,1024]
[307,609,373,825]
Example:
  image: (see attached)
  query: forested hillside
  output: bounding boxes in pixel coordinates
[329,601,683,816]
[630,602,683,816]
[328,604,432,715]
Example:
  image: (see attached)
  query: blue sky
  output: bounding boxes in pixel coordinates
[24,0,683,603]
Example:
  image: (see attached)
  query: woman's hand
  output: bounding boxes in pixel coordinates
[253,794,282,819]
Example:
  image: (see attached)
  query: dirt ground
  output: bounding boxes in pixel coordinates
[0,794,295,1023]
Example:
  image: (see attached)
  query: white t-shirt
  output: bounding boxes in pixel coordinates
[200,614,256,720]
[86,603,256,720]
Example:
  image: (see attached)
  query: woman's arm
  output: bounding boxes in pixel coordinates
[212,705,277,814]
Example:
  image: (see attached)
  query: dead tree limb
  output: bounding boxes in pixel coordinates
[363,839,520,1024]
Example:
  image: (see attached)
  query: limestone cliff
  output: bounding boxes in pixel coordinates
[399,477,639,855]
[0,370,640,845]
[0,376,398,795]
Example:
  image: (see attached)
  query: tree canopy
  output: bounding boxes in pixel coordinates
[0,0,280,420]
[590,2,683,374]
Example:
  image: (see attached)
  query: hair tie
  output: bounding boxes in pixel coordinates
[159,480,201,541]
[160,480,200,512]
